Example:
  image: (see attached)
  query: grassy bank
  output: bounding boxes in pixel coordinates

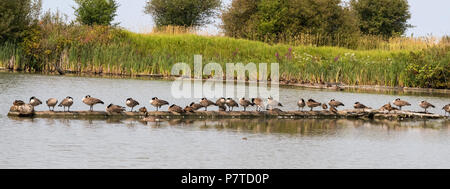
[0,25,449,89]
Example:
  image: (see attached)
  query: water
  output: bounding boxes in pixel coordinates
[0,72,449,168]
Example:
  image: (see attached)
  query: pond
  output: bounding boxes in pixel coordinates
[0,72,449,168]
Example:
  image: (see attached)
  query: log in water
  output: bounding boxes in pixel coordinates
[7,109,446,121]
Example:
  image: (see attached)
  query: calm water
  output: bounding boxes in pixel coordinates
[0,72,449,169]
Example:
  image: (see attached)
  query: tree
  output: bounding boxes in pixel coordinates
[0,0,41,43]
[74,0,119,26]
[144,0,222,27]
[350,0,411,37]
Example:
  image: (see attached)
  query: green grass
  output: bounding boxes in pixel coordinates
[1,27,449,89]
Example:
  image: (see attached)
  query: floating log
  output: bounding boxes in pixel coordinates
[7,109,446,121]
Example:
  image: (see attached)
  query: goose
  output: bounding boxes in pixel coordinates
[29,96,42,107]
[297,99,306,111]
[266,97,283,110]
[392,98,411,110]
[150,97,169,111]
[239,98,254,112]
[328,99,344,109]
[13,100,25,106]
[58,96,74,112]
[306,99,321,111]
[330,106,338,114]
[443,104,450,116]
[190,102,204,111]
[216,97,227,111]
[381,103,398,113]
[82,95,104,111]
[322,103,328,110]
[226,98,239,111]
[251,98,264,112]
[199,98,216,111]
[184,106,195,113]
[419,101,435,113]
[106,104,126,113]
[168,104,184,114]
[46,98,58,111]
[354,102,369,111]
[139,107,148,113]
[126,98,140,112]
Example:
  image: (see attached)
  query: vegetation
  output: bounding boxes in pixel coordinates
[144,0,222,27]
[351,0,411,37]
[74,0,119,26]
[0,0,41,43]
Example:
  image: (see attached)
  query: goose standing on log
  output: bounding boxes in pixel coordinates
[226,98,239,111]
[419,101,435,113]
[58,96,74,112]
[251,98,264,112]
[266,97,283,110]
[306,99,321,111]
[46,98,58,111]
[216,97,227,111]
[150,97,169,111]
[297,99,306,111]
[239,98,254,112]
[200,98,216,111]
[83,95,104,111]
[126,98,140,112]
[392,98,411,110]
[328,99,344,109]
[29,96,42,107]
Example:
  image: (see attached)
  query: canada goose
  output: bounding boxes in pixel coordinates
[150,97,169,111]
[139,107,148,113]
[13,100,25,106]
[190,102,204,111]
[29,96,42,107]
[106,104,126,113]
[251,98,264,112]
[381,103,398,113]
[392,98,411,110]
[354,102,368,111]
[58,96,74,112]
[330,106,338,114]
[419,101,435,113]
[199,98,216,111]
[239,98,254,112]
[322,103,328,110]
[297,99,306,111]
[82,95,104,111]
[266,97,283,110]
[168,104,184,114]
[306,99,321,111]
[443,104,450,116]
[184,106,195,113]
[216,97,227,111]
[126,98,140,112]
[226,98,239,111]
[46,98,58,111]
[328,99,344,108]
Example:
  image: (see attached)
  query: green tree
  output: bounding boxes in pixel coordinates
[144,0,222,27]
[0,0,41,43]
[350,0,411,37]
[74,0,119,26]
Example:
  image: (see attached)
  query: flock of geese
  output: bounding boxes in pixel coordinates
[12,95,450,116]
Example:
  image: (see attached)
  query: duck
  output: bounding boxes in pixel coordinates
[13,100,25,106]
[190,102,204,111]
[322,103,328,110]
[266,97,283,110]
[306,99,321,111]
[126,98,140,112]
[58,96,74,112]
[150,97,169,111]
[168,104,184,114]
[251,98,264,112]
[216,97,227,111]
[354,102,369,111]
[29,96,42,107]
[139,107,148,113]
[199,98,216,111]
[297,99,306,111]
[328,99,344,109]
[106,104,126,113]
[239,98,254,112]
[443,104,450,116]
[392,98,411,110]
[46,98,58,111]
[82,95,104,111]
[226,98,239,111]
[419,101,435,113]
[184,106,195,113]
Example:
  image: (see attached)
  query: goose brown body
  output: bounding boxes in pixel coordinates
[126,98,140,112]
[58,97,74,112]
[46,98,58,111]
[239,98,254,112]
[443,104,450,115]
[29,97,42,107]
[168,104,184,114]
[297,99,306,111]
[13,100,25,106]
[328,99,344,108]
[190,102,203,111]
[226,98,239,111]
[419,101,435,113]
[354,102,368,110]
[251,98,264,111]
[106,104,126,113]
[199,98,216,111]
[306,99,321,111]
[82,95,104,111]
[392,98,411,110]
[150,97,169,111]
